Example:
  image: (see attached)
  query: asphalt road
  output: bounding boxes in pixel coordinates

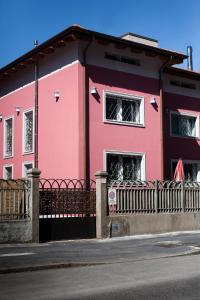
[1,231,200,271]
[1,254,200,299]
[1,232,200,299]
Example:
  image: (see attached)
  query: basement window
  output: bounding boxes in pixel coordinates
[105,52,140,66]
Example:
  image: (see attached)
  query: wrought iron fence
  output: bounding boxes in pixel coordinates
[0,179,30,220]
[108,180,200,215]
[39,179,96,218]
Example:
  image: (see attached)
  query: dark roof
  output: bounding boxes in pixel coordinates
[0,25,187,76]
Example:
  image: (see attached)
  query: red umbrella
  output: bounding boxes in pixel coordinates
[174,159,185,181]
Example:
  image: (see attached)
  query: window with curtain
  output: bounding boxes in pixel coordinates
[105,92,143,126]
[107,153,142,181]
[171,113,197,138]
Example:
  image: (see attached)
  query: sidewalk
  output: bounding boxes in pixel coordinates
[1,231,200,274]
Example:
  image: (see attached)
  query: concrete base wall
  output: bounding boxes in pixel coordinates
[108,213,200,237]
[0,220,32,243]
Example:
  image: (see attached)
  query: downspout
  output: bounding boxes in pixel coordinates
[82,37,93,182]
[34,40,39,169]
[159,55,173,180]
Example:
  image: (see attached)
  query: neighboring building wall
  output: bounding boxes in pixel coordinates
[88,64,162,180]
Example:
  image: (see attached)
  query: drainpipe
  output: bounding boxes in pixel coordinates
[34,40,39,169]
[82,38,93,182]
[159,56,173,180]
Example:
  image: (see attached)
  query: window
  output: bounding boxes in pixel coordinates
[105,152,145,181]
[3,165,13,180]
[170,80,196,90]
[105,52,140,66]
[4,117,14,157]
[171,112,199,138]
[104,92,144,126]
[172,160,200,181]
[22,162,34,177]
[23,109,34,153]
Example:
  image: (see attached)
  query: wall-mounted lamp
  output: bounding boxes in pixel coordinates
[0,114,2,122]
[150,97,157,105]
[90,87,98,95]
[15,107,20,115]
[53,91,60,101]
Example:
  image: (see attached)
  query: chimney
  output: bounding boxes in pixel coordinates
[121,32,158,47]
[187,46,193,71]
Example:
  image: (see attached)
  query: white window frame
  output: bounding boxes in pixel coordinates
[170,111,199,139]
[103,91,145,127]
[3,164,14,180]
[3,116,14,158]
[22,161,34,177]
[104,150,146,181]
[22,108,35,154]
[171,159,200,182]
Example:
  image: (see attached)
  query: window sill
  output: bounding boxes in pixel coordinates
[23,151,34,155]
[3,155,13,159]
[104,120,145,128]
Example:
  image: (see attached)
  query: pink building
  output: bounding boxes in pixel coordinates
[0,25,200,181]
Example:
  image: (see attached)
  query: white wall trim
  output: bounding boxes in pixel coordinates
[170,110,200,139]
[22,160,34,177]
[0,60,79,100]
[3,115,14,159]
[103,149,146,181]
[22,108,35,155]
[3,164,14,179]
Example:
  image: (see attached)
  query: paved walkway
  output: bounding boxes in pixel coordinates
[1,231,200,273]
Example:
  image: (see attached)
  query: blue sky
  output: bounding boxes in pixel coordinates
[1,0,200,70]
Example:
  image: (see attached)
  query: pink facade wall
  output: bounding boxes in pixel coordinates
[38,62,81,178]
[87,65,162,181]
[0,85,35,178]
[0,62,82,179]
[164,92,200,179]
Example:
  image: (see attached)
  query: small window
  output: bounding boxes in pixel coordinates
[170,80,196,90]
[106,152,144,181]
[3,165,13,180]
[104,92,144,126]
[172,161,200,181]
[22,162,33,177]
[23,110,34,154]
[171,112,198,138]
[105,52,140,66]
[4,117,13,157]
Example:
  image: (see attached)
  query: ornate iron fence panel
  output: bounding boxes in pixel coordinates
[108,180,200,215]
[39,179,96,218]
[0,179,30,220]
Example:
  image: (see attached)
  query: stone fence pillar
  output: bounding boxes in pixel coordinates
[95,171,109,239]
[27,168,41,243]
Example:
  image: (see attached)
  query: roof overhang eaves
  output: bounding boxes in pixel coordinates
[165,66,200,80]
[0,25,187,76]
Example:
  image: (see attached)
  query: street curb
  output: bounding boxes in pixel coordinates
[0,262,105,274]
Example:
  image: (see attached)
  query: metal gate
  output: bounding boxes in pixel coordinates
[39,179,96,242]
